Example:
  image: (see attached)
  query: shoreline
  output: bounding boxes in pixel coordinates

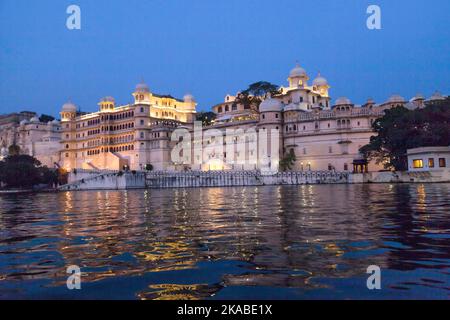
[3,181,450,194]
[0,188,58,194]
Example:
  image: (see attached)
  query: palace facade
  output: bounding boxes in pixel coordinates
[197,64,447,172]
[1,64,447,173]
[0,111,61,167]
[59,82,197,171]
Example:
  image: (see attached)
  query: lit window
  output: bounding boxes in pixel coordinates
[413,159,423,168]
[428,158,435,168]
[439,158,446,168]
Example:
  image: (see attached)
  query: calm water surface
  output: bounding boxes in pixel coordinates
[0,184,449,299]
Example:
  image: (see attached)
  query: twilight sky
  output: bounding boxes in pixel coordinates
[0,0,449,117]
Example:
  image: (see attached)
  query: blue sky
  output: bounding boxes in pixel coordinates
[0,0,449,117]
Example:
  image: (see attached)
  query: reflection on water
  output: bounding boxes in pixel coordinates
[0,184,449,299]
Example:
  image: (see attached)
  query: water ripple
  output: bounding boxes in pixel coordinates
[0,184,449,299]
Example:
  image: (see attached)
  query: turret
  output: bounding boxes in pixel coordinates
[312,72,330,97]
[132,81,151,104]
[98,96,115,112]
[288,62,309,88]
[60,101,77,122]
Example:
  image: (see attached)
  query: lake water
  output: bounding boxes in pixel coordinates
[0,184,449,300]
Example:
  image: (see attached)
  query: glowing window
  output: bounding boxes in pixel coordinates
[428,158,435,168]
[413,159,423,168]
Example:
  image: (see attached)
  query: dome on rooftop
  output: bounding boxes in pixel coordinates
[388,94,405,103]
[135,82,150,93]
[429,91,445,101]
[260,98,282,112]
[289,63,307,78]
[62,102,77,112]
[102,96,115,102]
[313,73,328,86]
[335,97,351,105]
[184,93,195,102]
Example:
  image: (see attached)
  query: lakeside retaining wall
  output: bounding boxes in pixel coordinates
[146,171,349,188]
[60,170,349,190]
[60,171,146,191]
[59,169,449,191]
[350,170,450,184]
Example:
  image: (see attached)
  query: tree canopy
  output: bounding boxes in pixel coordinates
[0,155,58,189]
[360,100,450,171]
[196,111,216,126]
[235,81,280,110]
[279,149,297,171]
[39,114,55,123]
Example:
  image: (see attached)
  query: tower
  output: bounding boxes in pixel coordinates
[312,72,330,97]
[98,96,115,112]
[60,101,78,170]
[288,62,309,89]
[132,81,151,105]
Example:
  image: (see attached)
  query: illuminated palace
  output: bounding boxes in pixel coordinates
[199,63,447,172]
[6,64,445,173]
[60,82,197,171]
[0,111,61,167]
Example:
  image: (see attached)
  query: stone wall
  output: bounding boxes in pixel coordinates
[61,170,146,191]
[350,170,450,183]
[60,168,450,191]
[145,170,349,188]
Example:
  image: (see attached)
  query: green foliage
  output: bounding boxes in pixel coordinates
[39,114,55,123]
[360,101,450,171]
[8,144,20,156]
[235,81,280,110]
[144,164,153,171]
[57,168,69,185]
[0,155,58,189]
[196,112,216,126]
[279,149,297,171]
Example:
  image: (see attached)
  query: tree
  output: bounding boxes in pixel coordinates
[0,155,41,188]
[360,101,450,171]
[279,149,297,171]
[0,155,58,189]
[57,168,69,185]
[196,112,216,126]
[8,144,20,156]
[39,114,55,123]
[235,81,281,110]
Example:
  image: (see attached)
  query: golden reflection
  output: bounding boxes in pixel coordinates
[138,283,220,300]
[2,184,448,299]
[415,184,427,214]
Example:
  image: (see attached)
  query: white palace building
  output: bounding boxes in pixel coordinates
[1,63,447,174]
